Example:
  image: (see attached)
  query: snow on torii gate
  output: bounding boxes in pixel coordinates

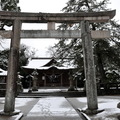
[0,10,115,115]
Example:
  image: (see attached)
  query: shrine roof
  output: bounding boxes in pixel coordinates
[0,68,7,76]
[22,58,74,70]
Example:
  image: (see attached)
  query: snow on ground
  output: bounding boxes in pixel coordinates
[0,97,35,108]
[23,88,63,93]
[67,96,120,120]
[23,88,83,93]
[0,89,120,120]
[91,97,120,120]
[15,98,35,107]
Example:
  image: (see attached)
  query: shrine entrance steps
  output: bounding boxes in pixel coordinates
[18,88,86,98]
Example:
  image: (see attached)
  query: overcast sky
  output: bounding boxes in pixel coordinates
[0,0,120,57]
[19,0,68,57]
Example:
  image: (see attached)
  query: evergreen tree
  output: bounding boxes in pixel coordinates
[0,48,9,70]
[51,0,120,83]
[0,0,21,29]
[0,44,34,74]
[1,0,20,11]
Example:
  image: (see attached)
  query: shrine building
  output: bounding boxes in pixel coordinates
[22,58,74,87]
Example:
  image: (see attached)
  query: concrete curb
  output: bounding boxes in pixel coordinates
[76,109,91,120]
[15,113,23,120]
[0,112,23,120]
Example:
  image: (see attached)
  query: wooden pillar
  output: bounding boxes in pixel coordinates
[3,19,21,115]
[81,21,98,111]
[60,74,63,87]
[43,76,46,87]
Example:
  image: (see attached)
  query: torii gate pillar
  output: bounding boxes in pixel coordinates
[81,21,98,113]
[1,19,21,115]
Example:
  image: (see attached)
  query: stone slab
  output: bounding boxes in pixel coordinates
[26,97,81,119]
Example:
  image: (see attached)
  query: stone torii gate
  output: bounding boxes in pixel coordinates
[0,10,115,115]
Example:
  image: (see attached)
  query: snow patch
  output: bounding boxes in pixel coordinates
[15,98,35,107]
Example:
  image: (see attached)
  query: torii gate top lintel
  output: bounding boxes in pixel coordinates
[0,10,116,23]
[0,10,116,39]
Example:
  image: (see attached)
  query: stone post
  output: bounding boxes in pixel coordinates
[3,19,21,115]
[42,76,46,87]
[81,21,98,112]
[68,70,75,91]
[32,69,38,91]
[28,75,32,93]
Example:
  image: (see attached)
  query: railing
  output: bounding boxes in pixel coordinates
[0,83,23,97]
[0,83,6,96]
[97,82,120,95]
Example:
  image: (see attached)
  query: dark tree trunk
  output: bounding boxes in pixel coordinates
[96,44,108,94]
[97,52,106,83]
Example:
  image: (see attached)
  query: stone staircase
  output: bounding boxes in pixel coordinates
[17,91,86,98]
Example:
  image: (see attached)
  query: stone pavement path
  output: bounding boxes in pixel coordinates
[0,97,86,120]
[21,97,83,120]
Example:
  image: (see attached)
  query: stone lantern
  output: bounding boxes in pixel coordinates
[68,70,75,91]
[32,69,38,91]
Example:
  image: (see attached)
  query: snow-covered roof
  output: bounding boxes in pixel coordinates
[26,59,50,68]
[23,66,74,70]
[22,58,75,70]
[0,68,5,72]
[0,68,7,76]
